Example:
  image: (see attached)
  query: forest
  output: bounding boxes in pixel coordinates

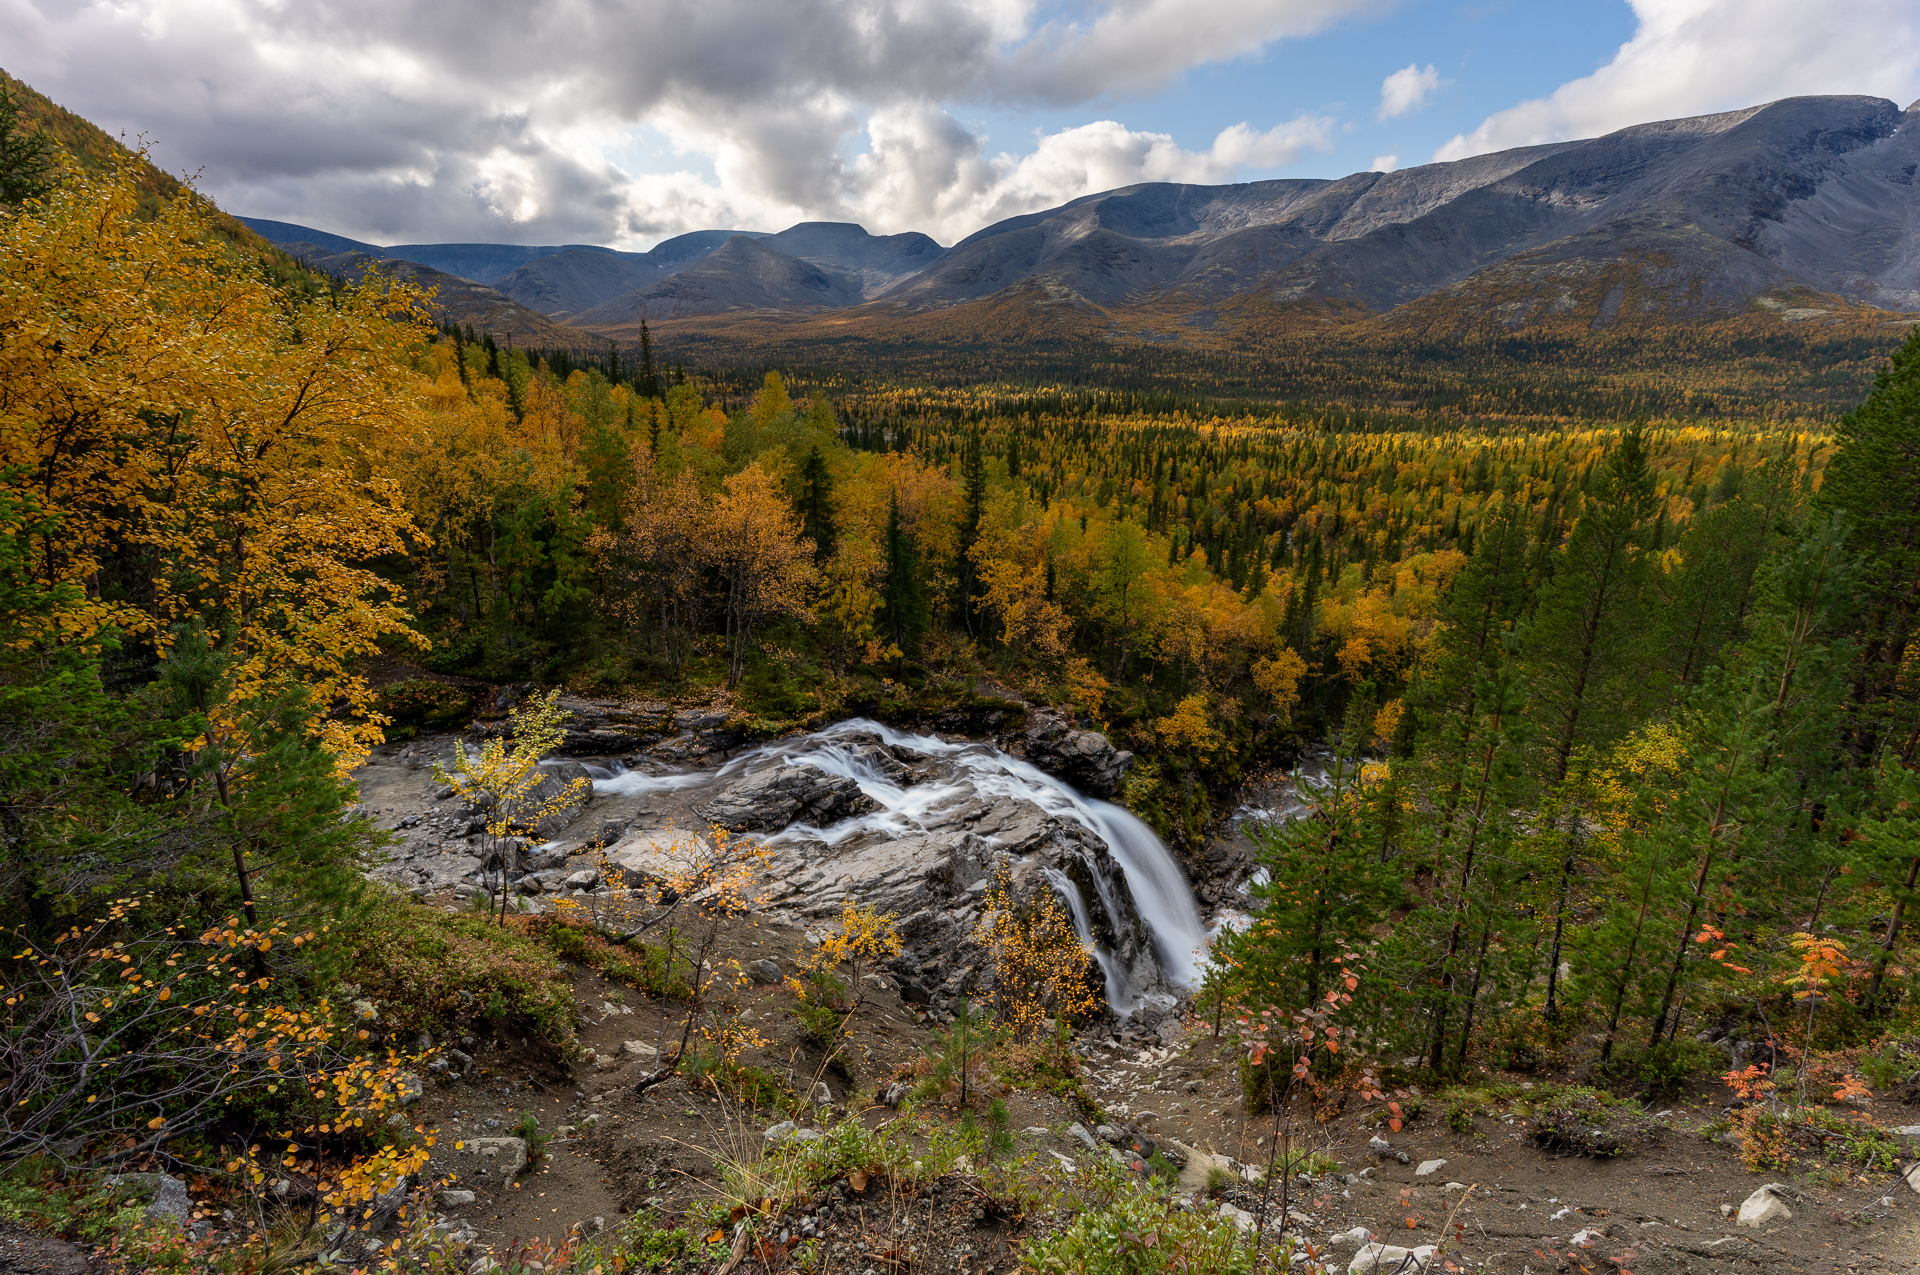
[4,100,1920,1273]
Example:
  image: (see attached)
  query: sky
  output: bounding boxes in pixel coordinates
[6,0,1919,250]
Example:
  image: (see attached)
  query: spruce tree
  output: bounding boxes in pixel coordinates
[796,445,836,563]
[638,321,659,399]
[1518,426,1657,1016]
[0,83,57,207]
[1817,324,1920,761]
[956,429,988,633]
[882,492,928,657]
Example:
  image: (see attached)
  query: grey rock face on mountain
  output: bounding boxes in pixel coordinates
[488,248,663,318]
[697,763,875,831]
[1020,710,1134,798]
[762,222,945,296]
[883,94,1920,317]
[574,235,864,323]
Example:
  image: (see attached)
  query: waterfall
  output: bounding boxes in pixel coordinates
[590,717,1209,1012]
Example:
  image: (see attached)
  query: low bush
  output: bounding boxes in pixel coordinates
[1733,1105,1904,1173]
[1619,1038,1721,1100]
[376,678,474,734]
[1021,1185,1260,1275]
[1530,1087,1660,1157]
[347,894,577,1044]
[536,918,696,1000]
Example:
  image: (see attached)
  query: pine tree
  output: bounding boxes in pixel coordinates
[638,321,659,399]
[956,429,988,634]
[796,445,836,563]
[0,84,58,207]
[1518,426,1658,1016]
[882,491,928,658]
[1817,325,1920,761]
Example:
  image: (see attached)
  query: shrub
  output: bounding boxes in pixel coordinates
[1021,1187,1260,1275]
[1620,1038,1719,1100]
[536,919,696,1000]
[1530,1088,1659,1157]
[347,894,577,1044]
[376,678,473,734]
[1733,1105,1904,1173]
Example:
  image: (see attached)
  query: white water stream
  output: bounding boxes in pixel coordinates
[591,718,1209,1012]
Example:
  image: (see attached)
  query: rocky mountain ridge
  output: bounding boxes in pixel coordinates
[250,93,1920,333]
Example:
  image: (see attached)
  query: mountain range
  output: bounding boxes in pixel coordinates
[245,92,1920,344]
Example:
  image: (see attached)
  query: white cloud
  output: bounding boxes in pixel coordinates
[1377,63,1444,119]
[1370,154,1398,171]
[4,0,1383,248]
[1435,0,1920,161]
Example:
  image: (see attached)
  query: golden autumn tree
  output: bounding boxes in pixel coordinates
[709,461,816,686]
[589,449,713,682]
[0,154,425,766]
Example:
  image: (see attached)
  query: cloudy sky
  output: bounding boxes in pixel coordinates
[7,0,1919,249]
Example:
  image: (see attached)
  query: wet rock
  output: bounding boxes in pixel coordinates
[520,761,595,835]
[1020,710,1134,797]
[698,764,875,832]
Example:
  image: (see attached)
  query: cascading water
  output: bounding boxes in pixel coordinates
[590,718,1208,1014]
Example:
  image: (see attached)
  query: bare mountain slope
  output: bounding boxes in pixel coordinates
[573,235,864,323]
[880,95,1920,321]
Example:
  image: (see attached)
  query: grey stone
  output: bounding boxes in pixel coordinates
[439,1188,476,1207]
[1413,1158,1447,1178]
[1021,710,1133,797]
[699,763,875,832]
[107,1173,191,1224]
[1737,1183,1793,1228]
[465,1136,528,1180]
[748,959,784,985]
[1066,1122,1099,1151]
[1349,1242,1437,1273]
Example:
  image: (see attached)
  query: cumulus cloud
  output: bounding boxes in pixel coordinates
[1435,0,1920,161]
[1370,154,1398,171]
[1377,63,1444,119]
[4,0,1380,247]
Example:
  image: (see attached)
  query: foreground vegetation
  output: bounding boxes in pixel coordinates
[2,91,1919,1274]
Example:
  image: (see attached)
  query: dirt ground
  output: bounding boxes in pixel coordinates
[354,729,1920,1274]
[394,917,1920,1274]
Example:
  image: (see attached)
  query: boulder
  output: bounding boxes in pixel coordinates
[1349,1242,1437,1273]
[1021,711,1134,797]
[1736,1183,1793,1228]
[1217,1203,1258,1233]
[519,761,595,835]
[464,1136,528,1180]
[748,959,784,986]
[107,1173,191,1224]
[698,764,874,832]
[1414,1158,1448,1178]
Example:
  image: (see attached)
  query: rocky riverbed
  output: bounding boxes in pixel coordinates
[356,699,1211,1028]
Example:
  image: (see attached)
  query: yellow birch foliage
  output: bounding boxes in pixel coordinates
[977,870,1100,1043]
[0,156,425,765]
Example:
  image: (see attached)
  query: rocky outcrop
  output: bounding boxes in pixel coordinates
[698,763,874,831]
[517,760,595,835]
[1019,710,1134,797]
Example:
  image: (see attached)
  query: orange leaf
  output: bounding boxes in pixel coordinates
[849,1170,869,1193]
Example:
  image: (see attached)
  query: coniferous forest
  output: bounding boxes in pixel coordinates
[6,85,1920,1275]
